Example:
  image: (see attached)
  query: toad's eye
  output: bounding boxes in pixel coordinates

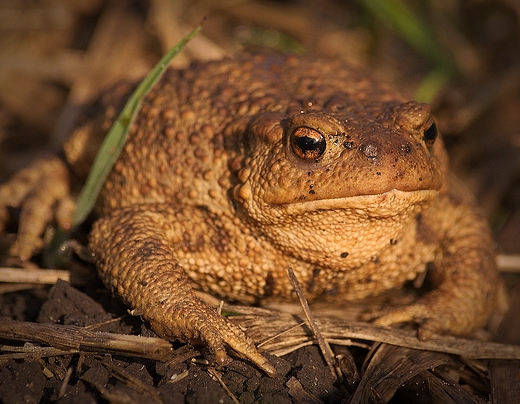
[423,120,437,148]
[290,127,326,160]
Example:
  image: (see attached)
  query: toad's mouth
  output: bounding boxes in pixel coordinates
[271,189,439,217]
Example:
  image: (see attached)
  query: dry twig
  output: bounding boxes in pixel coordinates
[0,318,173,361]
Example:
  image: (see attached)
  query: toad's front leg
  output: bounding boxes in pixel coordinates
[373,195,504,339]
[89,203,276,377]
[0,155,75,260]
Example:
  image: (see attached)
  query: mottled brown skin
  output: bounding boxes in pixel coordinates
[0,52,501,376]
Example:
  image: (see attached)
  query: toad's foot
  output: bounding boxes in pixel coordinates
[0,155,74,260]
[145,298,277,377]
[369,289,496,340]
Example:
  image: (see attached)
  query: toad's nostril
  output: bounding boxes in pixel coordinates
[401,143,412,154]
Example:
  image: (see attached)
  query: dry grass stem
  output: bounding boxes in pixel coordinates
[287,267,340,381]
[0,318,173,361]
[496,254,520,272]
[102,358,163,402]
[207,368,240,404]
[257,321,306,349]
[0,268,72,284]
[227,305,520,360]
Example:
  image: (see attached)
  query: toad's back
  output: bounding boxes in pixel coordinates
[95,52,404,215]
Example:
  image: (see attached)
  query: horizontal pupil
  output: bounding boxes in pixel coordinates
[290,127,326,160]
[297,136,322,151]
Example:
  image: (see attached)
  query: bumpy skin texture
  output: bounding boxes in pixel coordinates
[0,52,501,375]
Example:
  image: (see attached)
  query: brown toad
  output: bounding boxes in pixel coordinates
[0,52,502,376]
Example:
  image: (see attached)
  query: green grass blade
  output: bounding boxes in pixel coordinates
[44,24,202,267]
[359,0,444,65]
[358,0,456,102]
[72,24,202,226]
[413,68,450,103]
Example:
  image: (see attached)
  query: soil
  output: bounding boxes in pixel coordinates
[0,278,509,404]
[0,278,345,403]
